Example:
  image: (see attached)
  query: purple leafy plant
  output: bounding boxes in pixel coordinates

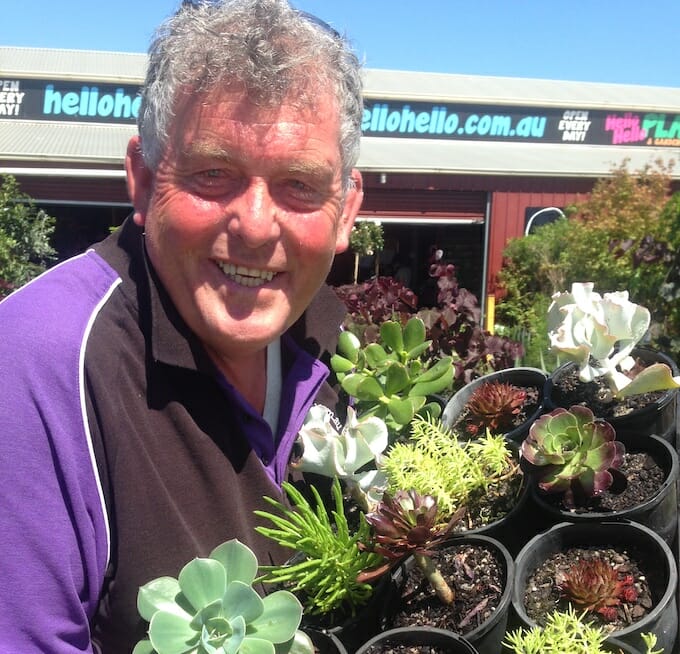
[359,489,465,605]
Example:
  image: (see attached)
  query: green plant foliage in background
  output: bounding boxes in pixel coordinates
[496,159,680,368]
[0,174,56,298]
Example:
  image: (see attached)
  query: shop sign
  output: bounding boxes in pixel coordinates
[0,78,140,123]
[362,99,680,147]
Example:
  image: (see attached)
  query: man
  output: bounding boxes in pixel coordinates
[0,1,363,651]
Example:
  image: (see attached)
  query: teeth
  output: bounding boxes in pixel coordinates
[218,262,275,287]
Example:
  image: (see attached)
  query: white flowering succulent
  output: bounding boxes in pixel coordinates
[290,404,388,510]
[548,282,680,398]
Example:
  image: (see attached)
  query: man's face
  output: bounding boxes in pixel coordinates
[126,88,362,365]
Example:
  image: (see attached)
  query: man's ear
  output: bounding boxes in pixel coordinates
[335,169,364,254]
[125,135,153,227]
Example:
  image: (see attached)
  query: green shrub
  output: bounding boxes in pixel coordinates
[0,174,56,297]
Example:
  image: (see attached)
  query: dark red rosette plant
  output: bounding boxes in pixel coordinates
[359,489,464,605]
[558,556,638,622]
[463,380,528,436]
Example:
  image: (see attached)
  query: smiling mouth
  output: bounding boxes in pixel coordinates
[217,262,276,287]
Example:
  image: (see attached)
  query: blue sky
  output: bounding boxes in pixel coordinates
[4,1,678,87]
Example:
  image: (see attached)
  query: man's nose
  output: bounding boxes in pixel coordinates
[226,179,280,247]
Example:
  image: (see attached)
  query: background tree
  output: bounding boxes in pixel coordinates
[496,159,680,367]
[349,220,384,283]
[0,174,56,298]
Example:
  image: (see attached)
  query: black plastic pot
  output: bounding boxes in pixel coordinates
[385,534,513,654]
[355,626,479,653]
[356,626,479,653]
[299,558,406,653]
[512,521,678,654]
[544,348,679,444]
[604,636,644,653]
[529,432,679,545]
[303,629,348,654]
[443,367,548,442]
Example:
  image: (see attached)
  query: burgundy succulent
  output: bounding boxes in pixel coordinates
[362,490,465,605]
[558,556,638,622]
[464,381,527,436]
[520,405,625,506]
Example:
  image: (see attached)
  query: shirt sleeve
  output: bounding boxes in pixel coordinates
[0,258,113,653]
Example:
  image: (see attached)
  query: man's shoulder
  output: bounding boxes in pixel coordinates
[0,251,123,354]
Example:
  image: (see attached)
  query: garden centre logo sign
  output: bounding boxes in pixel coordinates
[362,100,680,148]
[2,76,678,147]
[0,78,140,124]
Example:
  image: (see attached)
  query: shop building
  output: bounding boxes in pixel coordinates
[1,46,679,325]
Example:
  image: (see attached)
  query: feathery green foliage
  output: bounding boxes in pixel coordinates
[380,417,520,522]
[254,478,385,617]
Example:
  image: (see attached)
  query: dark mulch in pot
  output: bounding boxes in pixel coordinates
[536,450,665,513]
[453,384,542,436]
[522,545,654,634]
[388,541,505,636]
[550,366,665,420]
[361,644,453,654]
[453,464,525,532]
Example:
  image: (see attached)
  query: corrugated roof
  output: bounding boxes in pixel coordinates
[363,69,680,111]
[0,46,147,82]
[359,137,678,178]
[0,121,135,164]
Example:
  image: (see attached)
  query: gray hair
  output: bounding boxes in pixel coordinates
[138,0,363,186]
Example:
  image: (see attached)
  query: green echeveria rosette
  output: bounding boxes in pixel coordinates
[133,539,311,654]
[520,405,625,498]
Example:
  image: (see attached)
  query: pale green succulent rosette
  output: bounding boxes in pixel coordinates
[133,539,311,654]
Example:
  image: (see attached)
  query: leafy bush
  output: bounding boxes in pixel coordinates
[0,174,56,297]
[496,159,680,366]
[333,262,523,393]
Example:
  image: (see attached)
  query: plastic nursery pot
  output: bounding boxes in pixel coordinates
[544,347,679,444]
[457,438,533,556]
[386,534,513,654]
[604,636,644,654]
[443,367,547,443]
[300,559,406,654]
[529,432,679,545]
[302,629,348,654]
[512,521,678,654]
[355,627,480,654]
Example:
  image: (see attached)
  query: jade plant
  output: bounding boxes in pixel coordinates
[558,556,638,622]
[520,405,625,507]
[462,380,528,436]
[503,606,663,654]
[331,317,454,436]
[289,404,388,511]
[360,489,465,605]
[548,281,680,398]
[133,539,312,654]
[379,416,522,527]
[254,477,386,618]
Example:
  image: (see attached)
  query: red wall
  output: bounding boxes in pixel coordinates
[487,189,589,296]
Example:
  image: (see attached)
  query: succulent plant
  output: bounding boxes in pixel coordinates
[547,281,680,398]
[133,539,312,654]
[290,404,388,511]
[503,606,616,654]
[520,405,625,505]
[380,416,522,524]
[331,317,454,435]
[362,490,465,604]
[558,556,638,622]
[463,380,527,436]
[254,477,386,617]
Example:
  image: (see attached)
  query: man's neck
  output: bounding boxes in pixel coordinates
[208,347,267,413]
